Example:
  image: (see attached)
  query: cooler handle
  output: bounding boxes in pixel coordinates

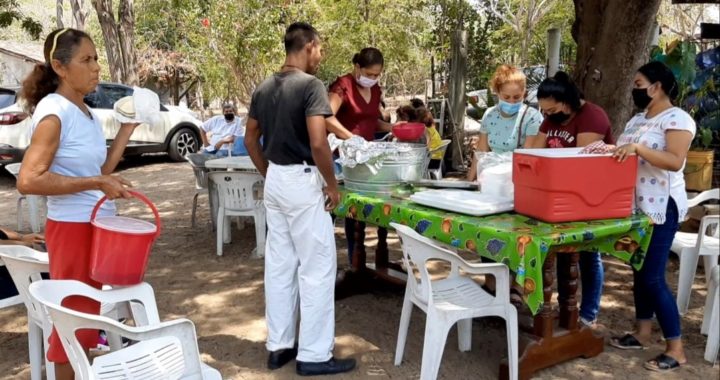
[91,190,162,237]
[515,156,540,175]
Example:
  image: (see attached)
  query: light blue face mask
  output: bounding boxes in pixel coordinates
[498,99,522,115]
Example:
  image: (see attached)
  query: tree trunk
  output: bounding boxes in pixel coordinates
[91,0,137,85]
[572,0,661,137]
[118,0,137,85]
[56,0,64,29]
[70,0,86,30]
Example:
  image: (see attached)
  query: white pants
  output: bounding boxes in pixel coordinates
[264,162,337,362]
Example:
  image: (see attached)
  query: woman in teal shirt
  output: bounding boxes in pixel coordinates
[467,65,543,181]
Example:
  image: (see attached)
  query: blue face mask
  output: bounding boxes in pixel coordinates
[498,99,522,115]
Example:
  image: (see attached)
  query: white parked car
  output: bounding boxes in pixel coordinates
[0,83,203,165]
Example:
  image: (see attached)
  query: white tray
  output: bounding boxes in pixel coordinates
[411,179,479,189]
[410,189,514,216]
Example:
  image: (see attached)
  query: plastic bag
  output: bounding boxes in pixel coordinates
[113,87,161,125]
[474,151,513,196]
[475,151,513,181]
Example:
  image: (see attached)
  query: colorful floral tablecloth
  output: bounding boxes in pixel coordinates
[335,189,654,315]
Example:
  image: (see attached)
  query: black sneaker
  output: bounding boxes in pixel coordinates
[267,347,298,370]
[296,357,356,376]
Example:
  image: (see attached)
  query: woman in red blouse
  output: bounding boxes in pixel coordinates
[326,47,392,140]
[327,48,392,264]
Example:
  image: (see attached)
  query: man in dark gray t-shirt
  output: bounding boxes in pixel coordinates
[249,70,332,166]
[244,22,355,376]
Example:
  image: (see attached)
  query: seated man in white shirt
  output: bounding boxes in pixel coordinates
[201,103,245,157]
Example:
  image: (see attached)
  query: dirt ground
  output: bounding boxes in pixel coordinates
[0,155,718,379]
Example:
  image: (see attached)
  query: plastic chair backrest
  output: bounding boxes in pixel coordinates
[0,246,48,325]
[209,171,264,211]
[29,280,197,380]
[5,162,21,177]
[698,215,720,248]
[390,223,461,305]
[185,153,211,190]
[688,188,720,208]
[92,336,186,380]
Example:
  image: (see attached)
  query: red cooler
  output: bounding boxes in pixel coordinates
[512,148,637,223]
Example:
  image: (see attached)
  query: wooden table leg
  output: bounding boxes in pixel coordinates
[375,227,388,268]
[351,221,367,272]
[534,252,556,338]
[559,252,580,331]
[501,251,603,380]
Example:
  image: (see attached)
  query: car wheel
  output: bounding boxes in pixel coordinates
[168,128,199,161]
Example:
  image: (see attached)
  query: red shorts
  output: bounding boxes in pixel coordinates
[45,219,102,364]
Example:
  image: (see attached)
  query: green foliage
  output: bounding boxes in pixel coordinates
[0,0,42,40]
[528,0,575,68]
[431,0,502,92]
[652,39,718,150]
[136,0,433,105]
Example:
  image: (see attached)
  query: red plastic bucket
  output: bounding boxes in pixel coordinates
[89,191,161,285]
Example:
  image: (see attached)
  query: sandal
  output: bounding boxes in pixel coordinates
[643,353,683,373]
[609,334,647,350]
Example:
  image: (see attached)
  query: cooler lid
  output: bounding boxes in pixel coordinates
[514,147,637,158]
[515,147,593,157]
[93,216,157,234]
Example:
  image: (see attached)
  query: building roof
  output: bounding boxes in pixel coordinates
[0,40,44,63]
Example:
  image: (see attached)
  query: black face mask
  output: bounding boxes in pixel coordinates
[547,111,570,124]
[224,113,235,122]
[632,88,653,110]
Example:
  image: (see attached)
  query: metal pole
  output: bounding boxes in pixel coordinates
[547,28,561,77]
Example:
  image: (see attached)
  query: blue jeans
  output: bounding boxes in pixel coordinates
[634,197,681,340]
[202,149,230,157]
[557,251,604,322]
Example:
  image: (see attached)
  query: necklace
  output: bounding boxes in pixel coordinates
[281,64,302,72]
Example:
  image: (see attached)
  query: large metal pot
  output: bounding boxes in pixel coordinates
[342,142,429,194]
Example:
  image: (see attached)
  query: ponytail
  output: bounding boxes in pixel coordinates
[21,64,60,112]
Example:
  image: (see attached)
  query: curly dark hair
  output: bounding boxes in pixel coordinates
[20,28,93,112]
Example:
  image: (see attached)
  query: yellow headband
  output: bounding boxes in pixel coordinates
[48,28,69,63]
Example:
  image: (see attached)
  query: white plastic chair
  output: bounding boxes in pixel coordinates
[209,171,265,258]
[704,265,719,364]
[28,280,221,380]
[5,163,47,233]
[672,188,720,314]
[0,246,56,380]
[390,223,518,380]
[0,246,154,380]
[186,154,212,228]
[425,139,451,180]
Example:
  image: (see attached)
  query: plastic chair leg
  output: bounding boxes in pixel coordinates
[677,247,700,314]
[505,308,519,380]
[27,196,41,233]
[28,319,42,380]
[252,208,266,259]
[216,208,225,257]
[191,192,199,228]
[394,293,414,366]
[704,284,719,364]
[419,314,451,380]
[16,196,24,231]
[703,255,718,286]
[457,318,472,352]
[702,269,719,335]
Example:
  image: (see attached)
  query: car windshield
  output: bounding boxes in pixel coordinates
[0,91,17,109]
